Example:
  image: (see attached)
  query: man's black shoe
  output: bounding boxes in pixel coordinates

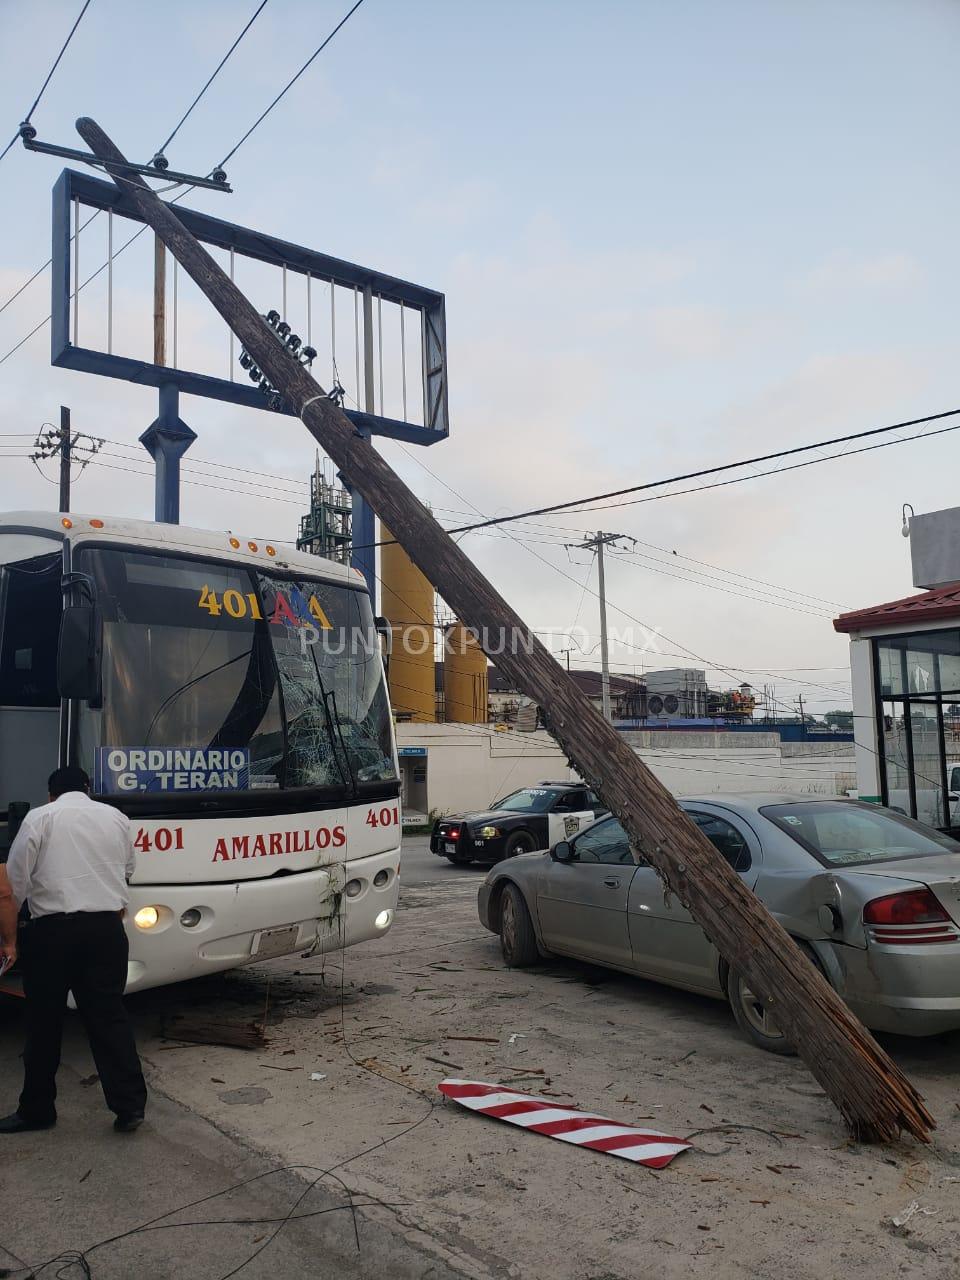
[113,1112,144,1133]
[0,1112,56,1133]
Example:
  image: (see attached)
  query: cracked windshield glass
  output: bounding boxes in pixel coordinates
[76,549,395,797]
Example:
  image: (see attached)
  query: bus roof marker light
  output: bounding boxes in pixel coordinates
[229,537,240,549]
[89,518,104,528]
[266,545,277,556]
[247,541,258,552]
[61,517,73,529]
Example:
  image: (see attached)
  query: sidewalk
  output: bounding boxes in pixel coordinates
[0,1002,466,1279]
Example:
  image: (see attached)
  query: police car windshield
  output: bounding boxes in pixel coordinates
[496,788,559,813]
[75,547,396,799]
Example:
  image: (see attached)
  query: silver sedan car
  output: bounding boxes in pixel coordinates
[477,794,960,1053]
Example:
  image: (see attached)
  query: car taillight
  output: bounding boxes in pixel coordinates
[863,888,958,944]
[863,888,949,926]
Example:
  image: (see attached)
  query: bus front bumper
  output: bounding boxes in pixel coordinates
[123,847,401,994]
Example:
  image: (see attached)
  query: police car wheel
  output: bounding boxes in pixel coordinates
[501,831,535,860]
[499,884,539,967]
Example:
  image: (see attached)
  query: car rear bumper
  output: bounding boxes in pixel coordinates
[838,942,960,1036]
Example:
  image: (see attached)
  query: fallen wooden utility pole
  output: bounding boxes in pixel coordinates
[77,117,934,1144]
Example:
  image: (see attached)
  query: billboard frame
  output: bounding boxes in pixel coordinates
[51,169,449,447]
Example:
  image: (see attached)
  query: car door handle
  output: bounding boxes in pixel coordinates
[603,876,621,888]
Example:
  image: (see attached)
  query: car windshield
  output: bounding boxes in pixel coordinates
[760,801,960,867]
[495,788,559,813]
[76,547,396,800]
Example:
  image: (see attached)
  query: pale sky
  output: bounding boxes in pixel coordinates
[2,0,959,715]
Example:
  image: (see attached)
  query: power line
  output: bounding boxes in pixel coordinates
[384,436,857,704]
[0,2,364,360]
[585,419,960,515]
[0,188,189,368]
[153,0,270,162]
[0,0,95,165]
[627,535,848,610]
[216,0,367,169]
[403,407,960,540]
[0,205,103,319]
[607,547,835,619]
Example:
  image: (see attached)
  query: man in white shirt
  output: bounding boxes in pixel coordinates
[1,766,147,1134]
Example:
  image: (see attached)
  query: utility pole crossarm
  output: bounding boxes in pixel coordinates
[75,116,933,1144]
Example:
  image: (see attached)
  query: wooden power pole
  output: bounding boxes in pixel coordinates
[77,117,933,1144]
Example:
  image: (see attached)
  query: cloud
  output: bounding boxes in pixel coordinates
[797,252,924,295]
[640,302,762,360]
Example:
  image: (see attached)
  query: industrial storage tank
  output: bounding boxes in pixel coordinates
[379,521,435,722]
[444,623,488,723]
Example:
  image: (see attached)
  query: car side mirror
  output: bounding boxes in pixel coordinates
[57,603,102,702]
[552,840,573,863]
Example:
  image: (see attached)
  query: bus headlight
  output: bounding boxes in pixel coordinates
[345,879,363,898]
[180,908,202,928]
[374,909,393,930]
[134,906,160,930]
[373,869,390,888]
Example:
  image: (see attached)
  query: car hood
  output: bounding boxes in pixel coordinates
[438,810,516,827]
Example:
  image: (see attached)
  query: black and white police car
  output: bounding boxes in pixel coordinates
[430,783,606,866]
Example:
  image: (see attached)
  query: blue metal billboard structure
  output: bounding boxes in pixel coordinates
[50,168,450,593]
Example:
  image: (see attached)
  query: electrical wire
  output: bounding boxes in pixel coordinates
[154,0,270,158]
[606,547,834,619]
[0,0,364,361]
[379,441,857,703]
[0,0,95,165]
[215,0,367,169]
[0,188,189,368]
[363,408,960,544]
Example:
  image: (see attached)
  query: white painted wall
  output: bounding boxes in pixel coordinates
[395,724,573,817]
[396,723,856,816]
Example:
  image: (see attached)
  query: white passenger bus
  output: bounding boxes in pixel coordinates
[0,512,401,992]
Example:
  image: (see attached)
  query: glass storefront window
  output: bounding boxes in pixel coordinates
[877,629,960,697]
[876,629,960,831]
[908,700,944,828]
[881,702,912,817]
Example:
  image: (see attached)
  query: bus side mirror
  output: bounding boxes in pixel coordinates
[58,603,102,701]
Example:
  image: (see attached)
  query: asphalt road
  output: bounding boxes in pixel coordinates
[399,831,492,888]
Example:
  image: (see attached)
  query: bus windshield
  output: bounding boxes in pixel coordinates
[75,547,396,800]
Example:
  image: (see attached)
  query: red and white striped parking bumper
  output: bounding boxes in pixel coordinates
[439,1080,691,1168]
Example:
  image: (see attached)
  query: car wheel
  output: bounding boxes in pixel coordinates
[500,831,536,861]
[725,967,796,1055]
[499,884,539,967]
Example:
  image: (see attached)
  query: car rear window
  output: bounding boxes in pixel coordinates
[759,802,960,867]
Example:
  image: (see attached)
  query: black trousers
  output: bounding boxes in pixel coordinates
[18,911,147,1123]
